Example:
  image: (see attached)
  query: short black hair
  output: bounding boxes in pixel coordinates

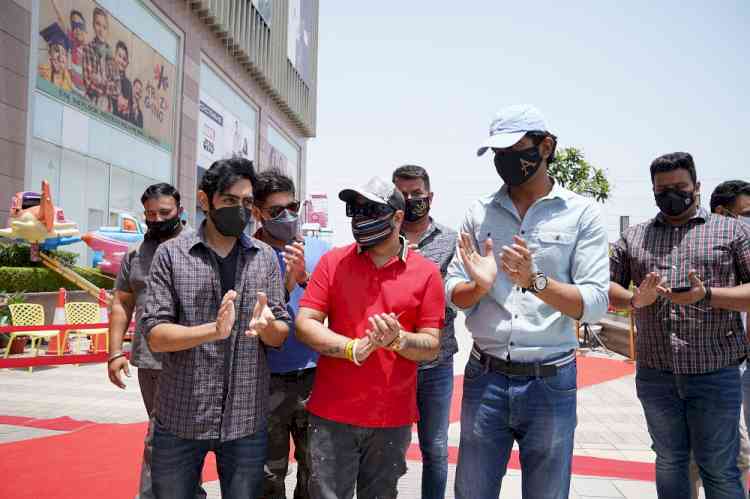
[141,183,181,206]
[70,10,85,23]
[650,152,697,185]
[253,169,296,207]
[710,180,750,213]
[392,164,431,191]
[92,7,108,23]
[199,157,256,203]
[526,130,557,163]
[115,40,129,59]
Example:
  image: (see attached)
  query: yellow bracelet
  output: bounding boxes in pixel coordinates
[344,339,355,362]
[351,339,362,366]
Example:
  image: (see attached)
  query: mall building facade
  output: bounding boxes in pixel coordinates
[1,0,318,254]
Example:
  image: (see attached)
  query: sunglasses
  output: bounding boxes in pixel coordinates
[262,201,300,219]
[346,202,393,218]
[72,21,87,32]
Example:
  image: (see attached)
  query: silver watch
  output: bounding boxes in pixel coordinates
[525,273,548,294]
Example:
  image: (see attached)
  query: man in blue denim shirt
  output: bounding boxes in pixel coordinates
[251,170,330,499]
[445,105,610,499]
[393,164,458,499]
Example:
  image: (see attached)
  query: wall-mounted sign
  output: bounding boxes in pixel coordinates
[37,0,177,151]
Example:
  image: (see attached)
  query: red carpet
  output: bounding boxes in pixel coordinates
[0,355,640,498]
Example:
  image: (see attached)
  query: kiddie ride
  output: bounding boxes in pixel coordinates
[81,213,145,276]
[0,180,109,299]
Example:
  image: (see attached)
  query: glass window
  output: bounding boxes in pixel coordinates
[32,93,63,145]
[29,138,61,199]
[109,165,135,218]
[88,120,115,165]
[61,106,90,155]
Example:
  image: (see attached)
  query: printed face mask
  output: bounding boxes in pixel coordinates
[493,146,543,186]
[351,212,395,248]
[404,197,430,223]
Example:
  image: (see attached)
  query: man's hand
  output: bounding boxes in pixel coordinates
[632,272,667,309]
[658,270,707,306]
[499,236,534,288]
[216,290,237,340]
[107,356,130,389]
[246,292,276,337]
[283,242,307,289]
[366,313,402,348]
[458,232,497,292]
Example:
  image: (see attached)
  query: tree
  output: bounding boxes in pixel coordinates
[548,147,611,202]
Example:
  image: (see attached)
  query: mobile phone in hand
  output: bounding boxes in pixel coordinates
[670,286,692,294]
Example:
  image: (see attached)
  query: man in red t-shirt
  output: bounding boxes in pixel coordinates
[297,176,446,499]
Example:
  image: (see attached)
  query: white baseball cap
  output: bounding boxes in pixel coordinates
[476,104,549,156]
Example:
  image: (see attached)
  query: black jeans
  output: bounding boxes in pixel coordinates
[307,414,411,499]
[263,367,315,499]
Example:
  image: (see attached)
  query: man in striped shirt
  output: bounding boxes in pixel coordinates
[610,153,750,499]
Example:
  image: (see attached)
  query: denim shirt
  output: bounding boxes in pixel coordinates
[445,182,610,363]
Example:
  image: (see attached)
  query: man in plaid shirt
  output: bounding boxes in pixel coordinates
[82,7,113,112]
[610,152,750,499]
[142,158,291,498]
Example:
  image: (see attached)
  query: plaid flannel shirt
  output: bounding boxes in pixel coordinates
[413,220,458,369]
[611,208,750,374]
[141,225,291,441]
[82,39,112,100]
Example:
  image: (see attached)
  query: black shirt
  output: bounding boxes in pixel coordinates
[215,243,240,296]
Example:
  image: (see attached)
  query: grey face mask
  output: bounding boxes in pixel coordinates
[263,209,300,243]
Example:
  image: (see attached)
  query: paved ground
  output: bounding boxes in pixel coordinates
[0,314,669,498]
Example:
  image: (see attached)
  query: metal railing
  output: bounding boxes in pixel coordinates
[188,0,318,137]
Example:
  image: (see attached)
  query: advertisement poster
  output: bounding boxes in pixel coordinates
[197,93,255,170]
[287,0,313,84]
[36,0,177,151]
[305,193,328,228]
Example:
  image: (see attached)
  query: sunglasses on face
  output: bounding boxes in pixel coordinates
[72,21,86,32]
[346,202,393,218]
[263,201,300,219]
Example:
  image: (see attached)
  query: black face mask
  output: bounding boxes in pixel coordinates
[209,205,250,237]
[351,212,395,248]
[655,189,695,217]
[494,146,543,186]
[404,197,430,222]
[145,216,181,240]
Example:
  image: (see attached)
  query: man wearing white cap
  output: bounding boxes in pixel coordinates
[446,105,610,498]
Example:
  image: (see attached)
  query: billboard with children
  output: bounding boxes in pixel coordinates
[36,0,177,152]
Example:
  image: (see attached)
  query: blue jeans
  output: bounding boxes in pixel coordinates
[636,365,744,499]
[151,423,267,499]
[455,356,577,499]
[417,358,454,499]
[743,365,750,446]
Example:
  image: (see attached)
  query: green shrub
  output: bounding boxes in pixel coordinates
[0,266,114,293]
[0,243,78,267]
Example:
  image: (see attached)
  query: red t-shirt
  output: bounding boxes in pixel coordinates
[299,242,445,427]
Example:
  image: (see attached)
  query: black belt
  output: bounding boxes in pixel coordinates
[471,344,574,378]
[271,367,316,380]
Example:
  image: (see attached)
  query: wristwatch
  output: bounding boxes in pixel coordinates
[523,272,548,294]
[298,272,311,289]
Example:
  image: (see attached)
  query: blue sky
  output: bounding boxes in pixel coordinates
[307,0,750,244]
